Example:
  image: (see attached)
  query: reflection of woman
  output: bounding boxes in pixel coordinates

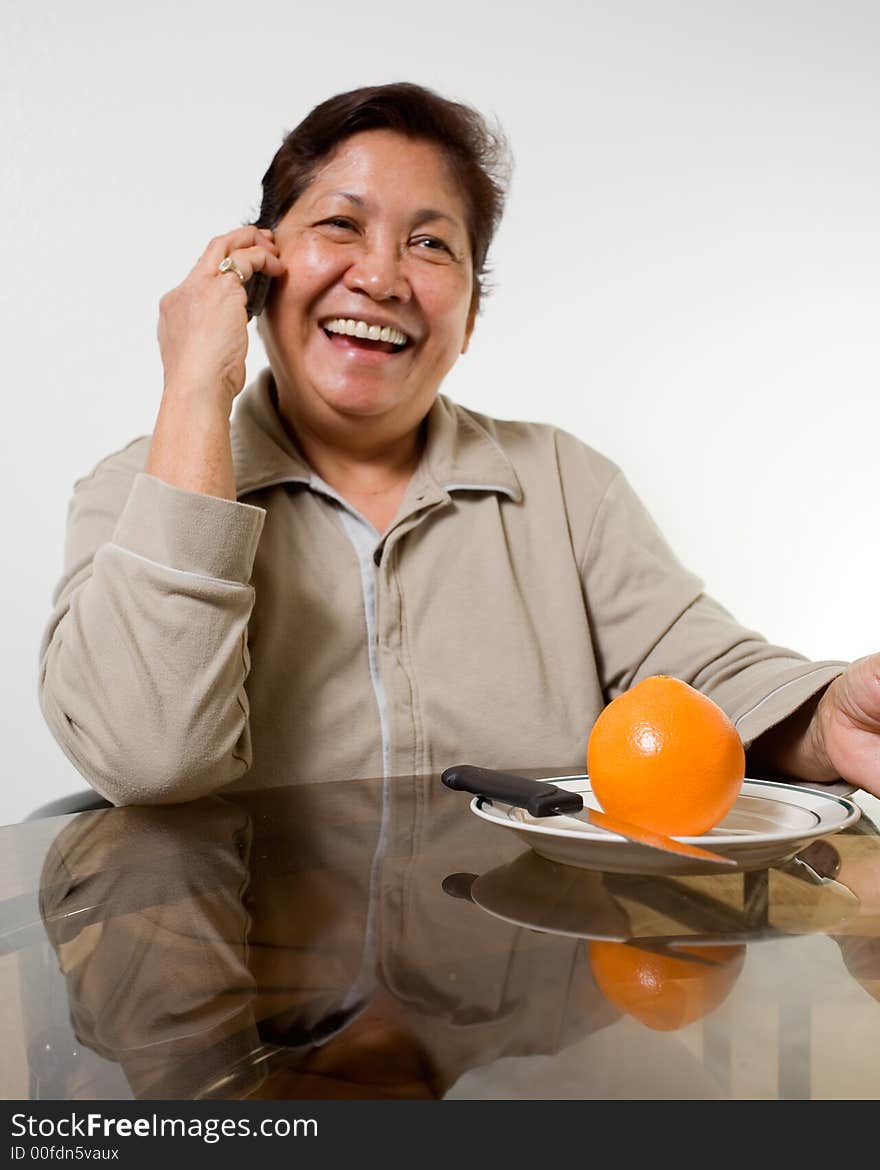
[39,801,258,1099]
[38,783,618,1099]
[39,81,880,806]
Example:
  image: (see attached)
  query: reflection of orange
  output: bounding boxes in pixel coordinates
[588,940,746,1031]
[587,675,745,835]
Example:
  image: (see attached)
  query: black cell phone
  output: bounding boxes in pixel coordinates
[245,271,272,320]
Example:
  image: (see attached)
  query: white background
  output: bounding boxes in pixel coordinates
[4,1,877,825]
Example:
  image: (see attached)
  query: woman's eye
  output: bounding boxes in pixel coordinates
[412,236,453,255]
[319,217,358,231]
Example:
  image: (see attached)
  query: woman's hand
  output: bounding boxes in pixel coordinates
[157,225,286,412]
[812,654,880,797]
[748,653,880,798]
[147,227,286,499]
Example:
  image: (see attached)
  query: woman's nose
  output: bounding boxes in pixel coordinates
[344,240,411,301]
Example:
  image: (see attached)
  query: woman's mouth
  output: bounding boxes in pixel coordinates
[320,317,410,355]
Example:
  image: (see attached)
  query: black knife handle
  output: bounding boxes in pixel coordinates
[441,765,583,817]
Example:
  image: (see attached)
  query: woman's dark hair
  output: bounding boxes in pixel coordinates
[255,82,512,314]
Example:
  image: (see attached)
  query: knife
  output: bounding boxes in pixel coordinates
[441,764,736,866]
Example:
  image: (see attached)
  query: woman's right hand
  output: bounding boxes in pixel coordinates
[157,226,286,413]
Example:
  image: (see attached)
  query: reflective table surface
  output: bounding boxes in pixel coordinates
[2,773,880,1100]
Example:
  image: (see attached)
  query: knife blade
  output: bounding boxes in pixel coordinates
[441,764,736,866]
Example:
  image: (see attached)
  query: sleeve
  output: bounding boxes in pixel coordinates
[579,467,847,748]
[39,458,266,805]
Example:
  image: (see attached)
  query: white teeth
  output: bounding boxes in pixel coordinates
[322,317,409,346]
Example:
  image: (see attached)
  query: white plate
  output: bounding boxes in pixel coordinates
[471,776,861,875]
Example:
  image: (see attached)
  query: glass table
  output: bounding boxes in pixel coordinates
[2,773,879,1100]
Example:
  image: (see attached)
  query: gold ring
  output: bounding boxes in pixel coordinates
[218,256,246,283]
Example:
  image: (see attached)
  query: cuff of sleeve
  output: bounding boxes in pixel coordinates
[112,473,266,584]
[734,661,847,748]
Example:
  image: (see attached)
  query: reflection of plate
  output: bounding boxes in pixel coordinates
[471,777,861,875]
[465,851,860,944]
[469,855,632,941]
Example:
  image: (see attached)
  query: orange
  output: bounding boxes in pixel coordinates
[587,675,745,836]
[588,940,746,1031]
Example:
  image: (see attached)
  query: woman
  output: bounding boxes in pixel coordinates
[39,82,880,806]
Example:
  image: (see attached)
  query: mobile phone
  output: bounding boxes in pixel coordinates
[245,271,272,320]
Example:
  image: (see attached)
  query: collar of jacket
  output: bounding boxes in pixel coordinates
[230,368,523,504]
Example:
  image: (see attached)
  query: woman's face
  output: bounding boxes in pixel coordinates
[260,129,476,442]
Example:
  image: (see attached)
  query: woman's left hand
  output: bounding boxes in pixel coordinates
[813,654,880,797]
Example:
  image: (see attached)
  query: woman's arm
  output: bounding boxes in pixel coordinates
[38,226,284,804]
[562,446,856,784]
[751,656,880,795]
[145,225,284,498]
[746,688,837,782]
[39,460,265,805]
[576,459,879,795]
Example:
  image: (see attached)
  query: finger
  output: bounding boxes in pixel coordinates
[200,226,277,270]
[843,654,880,727]
[215,245,286,286]
[243,244,286,277]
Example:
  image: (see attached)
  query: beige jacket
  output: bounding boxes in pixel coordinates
[40,369,845,805]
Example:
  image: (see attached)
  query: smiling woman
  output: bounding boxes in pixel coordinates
[256,130,477,528]
[38,82,880,809]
